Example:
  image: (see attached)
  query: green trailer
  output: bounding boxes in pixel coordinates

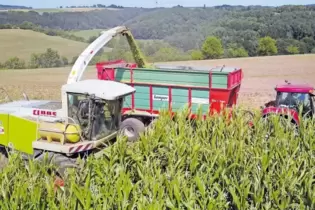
[97,62,244,140]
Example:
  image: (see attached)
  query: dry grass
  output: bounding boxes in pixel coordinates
[1,54,315,108]
[0,29,89,62]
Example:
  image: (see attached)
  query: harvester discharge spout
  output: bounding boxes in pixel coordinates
[67,26,148,85]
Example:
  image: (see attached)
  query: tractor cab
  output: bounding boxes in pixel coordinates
[274,82,315,116]
[262,81,315,125]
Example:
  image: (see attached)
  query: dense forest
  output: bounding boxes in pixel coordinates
[1,4,315,68]
[0,4,32,10]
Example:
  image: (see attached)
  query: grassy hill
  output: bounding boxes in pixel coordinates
[68,29,105,39]
[0,29,89,62]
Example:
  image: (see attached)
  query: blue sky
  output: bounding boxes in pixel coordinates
[2,0,315,9]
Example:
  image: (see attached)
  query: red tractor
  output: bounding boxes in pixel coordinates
[261,80,315,134]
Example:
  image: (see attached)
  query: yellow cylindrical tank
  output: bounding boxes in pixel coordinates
[38,122,81,144]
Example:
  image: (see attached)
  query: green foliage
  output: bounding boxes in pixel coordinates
[88,35,98,43]
[19,21,36,30]
[0,108,315,208]
[1,5,315,56]
[190,50,204,60]
[29,48,63,68]
[311,48,315,53]
[201,36,224,59]
[71,56,79,65]
[0,22,86,43]
[61,56,69,65]
[226,43,249,58]
[301,37,315,53]
[3,5,315,61]
[151,47,190,62]
[1,48,70,69]
[258,36,278,56]
[29,53,40,69]
[277,39,306,54]
[286,45,299,54]
[3,57,26,69]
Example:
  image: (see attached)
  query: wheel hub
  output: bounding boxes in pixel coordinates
[123,126,135,137]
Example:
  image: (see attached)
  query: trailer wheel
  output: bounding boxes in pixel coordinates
[0,147,8,170]
[120,118,145,142]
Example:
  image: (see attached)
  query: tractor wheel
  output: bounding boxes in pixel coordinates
[34,152,80,178]
[146,119,157,131]
[241,110,255,127]
[261,115,276,139]
[120,118,145,142]
[0,147,8,170]
[262,115,298,139]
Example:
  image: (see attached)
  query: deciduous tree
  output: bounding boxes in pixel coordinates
[258,36,278,56]
[201,36,224,59]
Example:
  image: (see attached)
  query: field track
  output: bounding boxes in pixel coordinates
[1,54,315,109]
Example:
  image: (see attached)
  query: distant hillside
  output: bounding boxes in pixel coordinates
[0,4,32,10]
[1,5,315,57]
[0,29,88,62]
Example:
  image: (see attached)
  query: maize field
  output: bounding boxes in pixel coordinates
[0,107,314,209]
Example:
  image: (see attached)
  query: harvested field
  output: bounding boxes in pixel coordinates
[1,54,315,109]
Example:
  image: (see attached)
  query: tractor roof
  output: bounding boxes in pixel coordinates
[275,83,314,93]
[62,79,136,100]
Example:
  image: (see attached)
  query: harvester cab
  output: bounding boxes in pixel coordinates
[262,80,315,125]
[60,79,135,141]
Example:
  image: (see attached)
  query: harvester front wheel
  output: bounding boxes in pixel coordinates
[35,152,80,178]
[0,147,8,170]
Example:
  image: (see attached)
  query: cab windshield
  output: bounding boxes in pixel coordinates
[67,93,122,140]
[276,92,311,113]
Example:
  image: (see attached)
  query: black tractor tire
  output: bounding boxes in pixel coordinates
[34,152,79,178]
[262,114,299,139]
[242,110,255,127]
[0,147,8,170]
[120,118,145,142]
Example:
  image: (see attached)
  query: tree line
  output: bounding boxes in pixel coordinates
[0,4,32,10]
[0,49,70,70]
[1,5,315,57]
[189,35,314,60]
[1,34,304,70]
[63,4,124,8]
[0,22,85,43]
